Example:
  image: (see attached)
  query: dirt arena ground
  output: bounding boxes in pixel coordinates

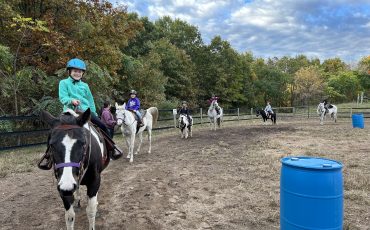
[0,119,369,230]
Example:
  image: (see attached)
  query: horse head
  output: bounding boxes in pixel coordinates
[115,102,128,126]
[178,114,188,129]
[317,102,325,115]
[41,109,91,196]
[256,109,265,117]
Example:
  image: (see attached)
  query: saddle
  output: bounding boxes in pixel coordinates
[128,109,146,131]
[128,109,146,120]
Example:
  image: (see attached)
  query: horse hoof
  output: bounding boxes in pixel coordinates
[129,159,133,163]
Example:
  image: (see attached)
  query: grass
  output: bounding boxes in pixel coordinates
[0,145,43,177]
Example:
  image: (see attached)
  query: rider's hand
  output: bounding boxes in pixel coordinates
[71,99,80,106]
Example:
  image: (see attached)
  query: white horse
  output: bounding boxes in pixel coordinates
[207,100,223,130]
[178,114,193,138]
[115,103,158,163]
[317,102,337,125]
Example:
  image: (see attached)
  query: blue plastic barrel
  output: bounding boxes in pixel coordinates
[352,113,364,129]
[280,156,343,230]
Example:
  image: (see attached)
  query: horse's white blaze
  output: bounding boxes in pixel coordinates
[65,206,75,230]
[83,123,104,158]
[59,135,77,191]
[86,194,98,230]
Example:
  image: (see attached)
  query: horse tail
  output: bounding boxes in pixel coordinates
[147,107,158,127]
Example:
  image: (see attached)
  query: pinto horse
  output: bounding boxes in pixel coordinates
[40,109,108,230]
[115,103,158,163]
[256,109,276,124]
[317,102,337,125]
[207,100,223,130]
[178,114,193,138]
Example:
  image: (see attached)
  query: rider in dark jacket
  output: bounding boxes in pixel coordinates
[178,101,192,124]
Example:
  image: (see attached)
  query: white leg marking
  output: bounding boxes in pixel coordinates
[135,132,143,155]
[147,128,152,153]
[86,195,98,230]
[65,206,75,230]
[130,133,135,162]
[59,135,77,191]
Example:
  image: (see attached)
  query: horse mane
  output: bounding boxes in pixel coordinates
[59,110,78,125]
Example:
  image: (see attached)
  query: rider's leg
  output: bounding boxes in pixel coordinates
[135,111,144,126]
[91,113,123,159]
[38,134,52,170]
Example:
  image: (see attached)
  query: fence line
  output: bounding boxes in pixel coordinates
[1,106,369,151]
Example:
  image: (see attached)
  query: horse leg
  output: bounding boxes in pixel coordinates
[189,126,192,138]
[62,196,75,230]
[125,134,131,159]
[74,187,81,210]
[135,132,143,155]
[184,126,188,139]
[86,178,100,230]
[147,128,152,153]
[86,195,98,230]
[65,206,76,230]
[129,133,135,163]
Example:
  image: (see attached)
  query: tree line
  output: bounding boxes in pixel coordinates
[1,0,369,116]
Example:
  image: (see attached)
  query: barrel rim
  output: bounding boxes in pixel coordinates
[281,156,343,170]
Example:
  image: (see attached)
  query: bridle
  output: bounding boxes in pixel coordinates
[52,124,92,185]
[116,109,136,127]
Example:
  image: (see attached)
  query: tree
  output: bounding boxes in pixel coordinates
[294,66,324,105]
[152,38,197,103]
[327,71,361,102]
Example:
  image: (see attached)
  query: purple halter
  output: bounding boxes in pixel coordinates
[55,162,81,169]
[52,124,87,171]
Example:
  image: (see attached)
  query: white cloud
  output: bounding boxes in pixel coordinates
[114,0,370,63]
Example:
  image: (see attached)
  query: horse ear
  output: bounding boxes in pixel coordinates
[40,110,59,127]
[77,108,91,126]
[115,102,119,108]
[123,103,126,108]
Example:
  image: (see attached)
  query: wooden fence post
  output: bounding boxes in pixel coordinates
[200,108,203,124]
[237,108,240,120]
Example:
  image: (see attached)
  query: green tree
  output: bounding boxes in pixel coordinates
[327,71,361,102]
[294,66,324,105]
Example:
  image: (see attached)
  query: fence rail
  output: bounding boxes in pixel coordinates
[1,106,369,151]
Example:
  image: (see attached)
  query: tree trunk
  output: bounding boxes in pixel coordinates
[14,87,18,115]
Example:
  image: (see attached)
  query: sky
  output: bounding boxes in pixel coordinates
[112,0,370,64]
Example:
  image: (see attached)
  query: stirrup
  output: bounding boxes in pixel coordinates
[111,146,123,160]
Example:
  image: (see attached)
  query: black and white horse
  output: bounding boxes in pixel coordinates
[178,114,193,138]
[256,109,276,124]
[317,102,337,125]
[40,108,109,230]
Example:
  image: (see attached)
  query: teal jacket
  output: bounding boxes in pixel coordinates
[59,77,97,116]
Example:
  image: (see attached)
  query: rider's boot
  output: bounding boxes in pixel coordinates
[111,145,123,160]
[138,119,144,127]
[38,151,52,170]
